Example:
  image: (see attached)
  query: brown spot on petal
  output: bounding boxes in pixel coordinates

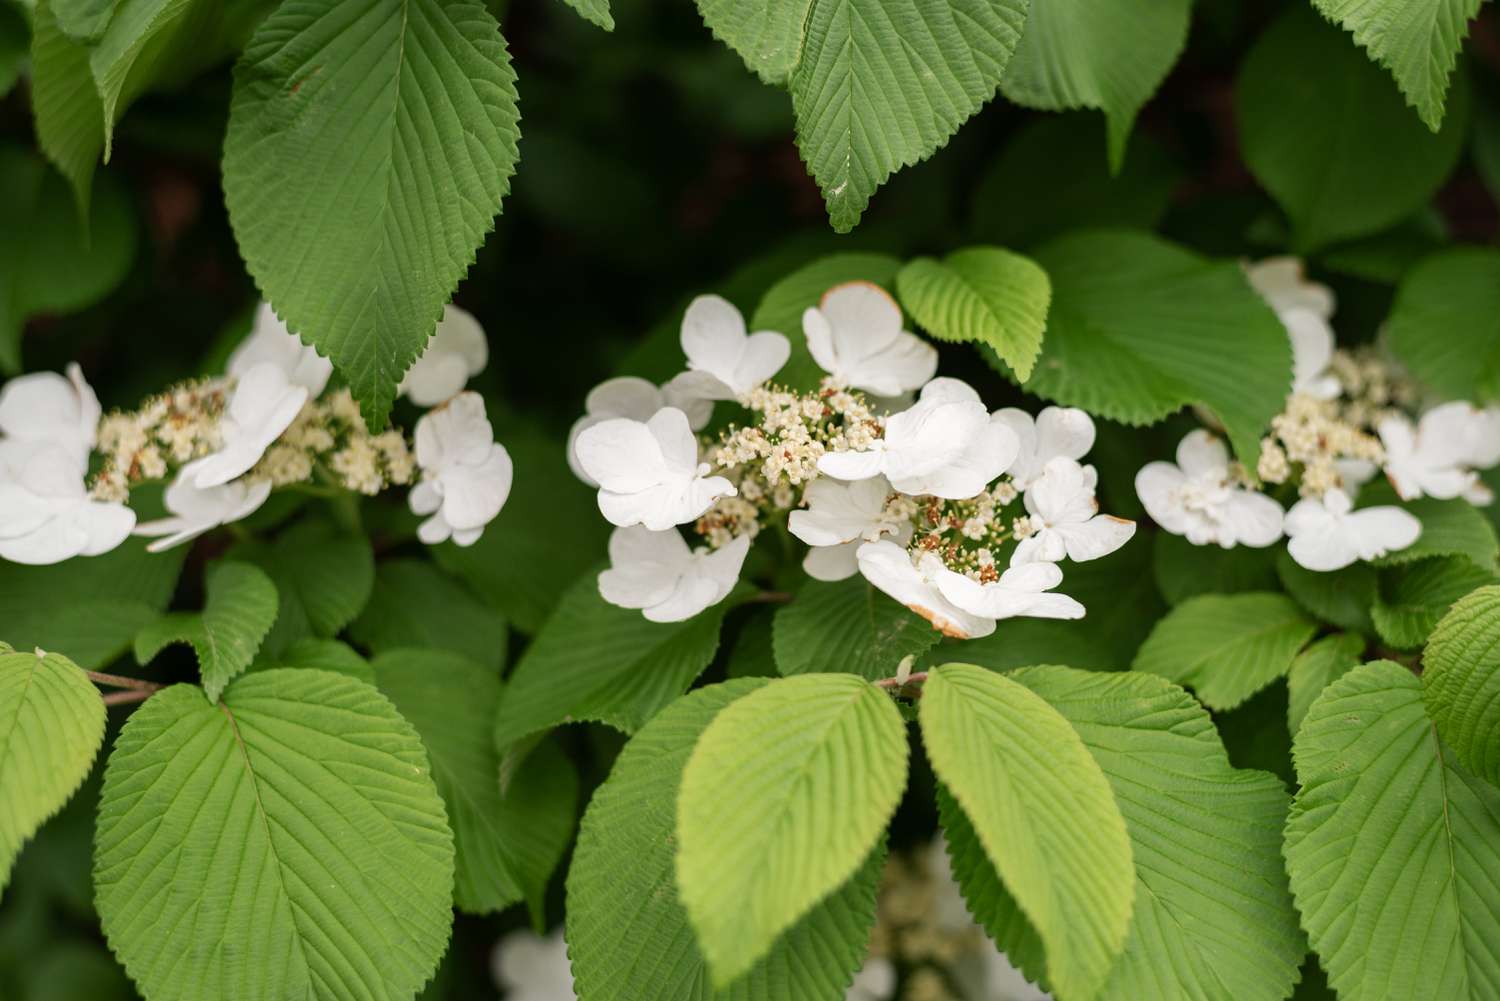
[907,603,971,639]
[821,280,898,312]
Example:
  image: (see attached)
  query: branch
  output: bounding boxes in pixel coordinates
[874,671,928,690]
[86,670,162,692]
[747,590,793,605]
[102,689,157,707]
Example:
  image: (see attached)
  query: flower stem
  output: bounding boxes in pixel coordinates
[747,590,793,605]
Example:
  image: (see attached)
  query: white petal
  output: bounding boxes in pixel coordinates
[801,307,840,378]
[1058,515,1136,563]
[0,483,55,538]
[645,407,701,474]
[658,374,715,430]
[733,331,790,390]
[917,377,983,406]
[1346,505,1421,561]
[803,540,861,581]
[598,525,691,609]
[1175,430,1229,479]
[1284,308,1335,394]
[696,533,752,601]
[417,511,454,545]
[820,281,905,361]
[575,418,668,494]
[1033,406,1096,467]
[818,448,888,482]
[414,391,494,471]
[1245,257,1335,319]
[1222,490,1285,547]
[845,331,938,397]
[1135,462,1189,531]
[0,516,87,565]
[585,376,663,420]
[1009,530,1066,567]
[399,303,488,406]
[642,575,722,623]
[857,542,994,639]
[990,409,1039,483]
[231,303,332,395]
[408,479,443,516]
[789,475,888,547]
[894,420,1016,499]
[439,443,513,531]
[74,501,136,556]
[681,294,748,389]
[1024,456,1097,527]
[1286,526,1359,572]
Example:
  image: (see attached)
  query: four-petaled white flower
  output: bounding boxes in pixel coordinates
[228,302,333,395]
[0,442,134,564]
[0,363,101,468]
[991,405,1095,490]
[1380,402,1500,504]
[192,362,310,488]
[574,407,735,530]
[409,392,513,546]
[491,928,575,1001]
[1010,457,1136,567]
[566,376,713,485]
[819,378,1018,499]
[398,305,489,406]
[802,281,938,396]
[845,958,896,1001]
[670,294,790,399]
[133,458,272,552]
[1135,430,1285,548]
[1283,488,1421,572]
[598,525,750,622]
[789,474,911,581]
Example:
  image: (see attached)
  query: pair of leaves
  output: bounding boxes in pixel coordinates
[134,561,279,703]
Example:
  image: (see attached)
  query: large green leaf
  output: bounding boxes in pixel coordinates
[1312,0,1480,131]
[1132,592,1317,710]
[231,519,374,657]
[1236,9,1469,252]
[676,674,907,985]
[1372,556,1496,650]
[134,560,279,703]
[998,0,1191,169]
[1285,659,1500,1000]
[773,576,939,682]
[920,663,1133,1001]
[1154,531,1279,606]
[223,0,521,426]
[896,246,1051,380]
[0,650,106,896]
[349,559,507,672]
[1365,490,1500,573]
[28,0,107,213]
[1287,632,1365,735]
[1385,247,1500,404]
[567,680,883,1001]
[555,0,612,30]
[372,649,576,916]
[52,0,116,41]
[1423,584,1500,787]
[95,670,454,1001]
[1019,230,1291,467]
[1275,549,1377,633]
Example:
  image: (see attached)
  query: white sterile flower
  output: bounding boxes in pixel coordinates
[491,929,575,1001]
[819,378,1019,500]
[0,363,101,467]
[1010,457,1135,567]
[1135,430,1285,548]
[671,293,790,399]
[1244,256,1335,321]
[410,392,513,546]
[845,958,896,1001]
[1282,307,1342,399]
[1284,488,1420,572]
[597,525,749,622]
[566,376,713,485]
[192,362,309,488]
[398,304,489,406]
[991,405,1095,489]
[0,442,134,564]
[574,407,735,530]
[228,302,333,395]
[802,281,938,396]
[133,458,272,552]
[789,474,911,581]
[1379,402,1500,503]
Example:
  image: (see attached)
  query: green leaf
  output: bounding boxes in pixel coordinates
[1385,247,1500,404]
[223,0,521,427]
[349,559,508,672]
[1311,0,1480,131]
[0,4,27,97]
[1019,230,1291,468]
[1423,584,1500,786]
[0,649,105,896]
[773,576,939,682]
[1287,632,1365,735]
[1276,548,1377,633]
[270,637,374,684]
[1367,490,1500,573]
[0,146,135,372]
[676,674,907,985]
[896,246,1050,380]
[998,0,1191,169]
[1132,592,1318,710]
[1285,659,1500,1001]
[52,0,115,41]
[556,0,611,29]
[95,670,454,1001]
[231,519,374,657]
[28,0,106,213]
[372,649,576,916]
[920,663,1134,1001]
[493,571,742,751]
[1236,8,1469,252]
[133,561,279,703]
[1154,531,1279,605]
[1372,556,1497,650]
[567,680,883,1001]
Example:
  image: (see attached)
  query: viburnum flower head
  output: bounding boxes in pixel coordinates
[574,406,735,531]
[788,474,912,581]
[0,363,101,468]
[1011,457,1136,567]
[671,294,790,399]
[409,392,513,546]
[191,362,309,488]
[133,458,273,552]
[566,376,713,485]
[1135,430,1285,548]
[398,304,489,406]
[818,378,1019,499]
[1283,488,1420,572]
[1379,402,1500,504]
[598,525,750,622]
[801,281,938,396]
[991,405,1095,489]
[228,302,333,395]
[0,442,134,564]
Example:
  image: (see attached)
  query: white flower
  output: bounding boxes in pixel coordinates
[228,302,333,395]
[670,294,790,399]
[566,376,713,485]
[1010,457,1135,567]
[491,929,574,1001]
[0,363,101,468]
[789,474,911,581]
[819,379,1019,499]
[1245,257,1335,321]
[801,281,937,396]
[192,362,310,489]
[1245,258,1341,399]
[574,407,735,531]
[1381,402,1500,504]
[410,392,513,546]
[398,305,489,406]
[990,405,1095,490]
[133,458,272,552]
[597,526,749,622]
[1135,430,1285,548]
[846,958,896,1001]
[0,442,134,564]
[1284,488,1420,571]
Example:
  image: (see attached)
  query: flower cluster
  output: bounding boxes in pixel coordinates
[0,303,512,564]
[1137,257,1500,572]
[571,281,1136,635]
